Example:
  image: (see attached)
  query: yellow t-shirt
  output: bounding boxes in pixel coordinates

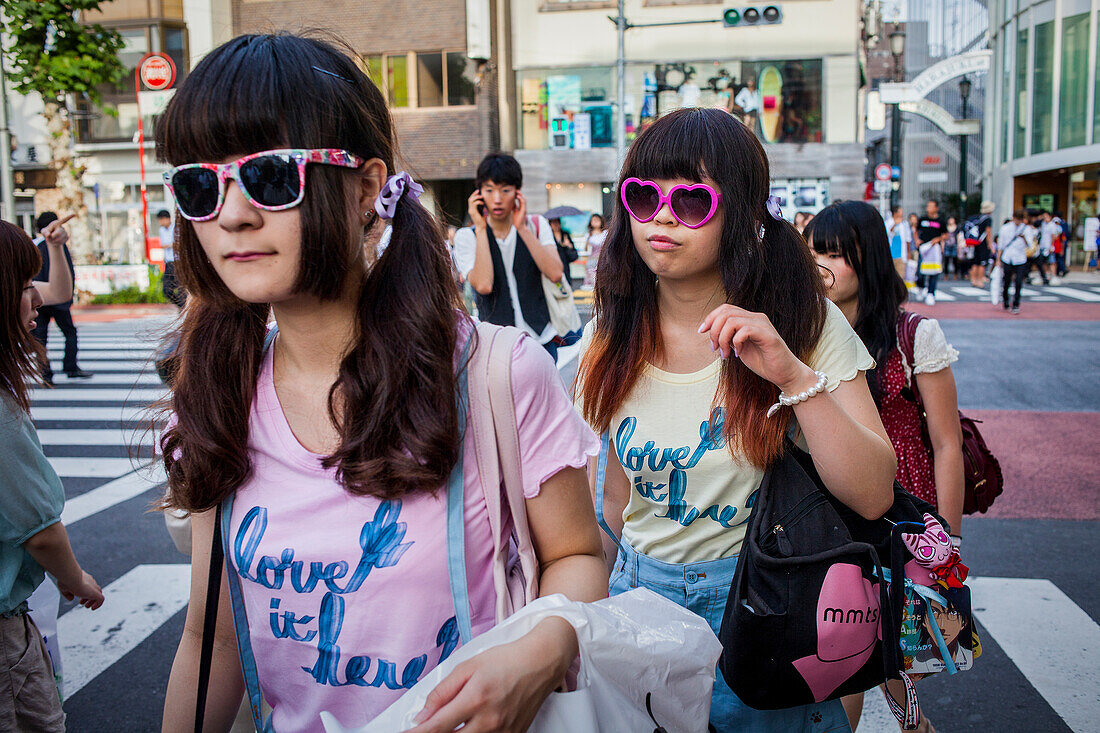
[577,299,874,564]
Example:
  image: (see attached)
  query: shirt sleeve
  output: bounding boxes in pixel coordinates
[534,216,557,249]
[510,332,600,498]
[0,406,64,546]
[912,318,959,375]
[806,300,876,392]
[452,226,477,278]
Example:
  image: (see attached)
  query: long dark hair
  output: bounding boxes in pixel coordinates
[0,221,45,413]
[576,108,826,468]
[157,34,462,512]
[805,200,907,398]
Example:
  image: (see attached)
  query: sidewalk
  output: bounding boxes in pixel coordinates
[71,303,179,323]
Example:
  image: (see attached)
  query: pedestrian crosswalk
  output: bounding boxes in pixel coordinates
[30,315,1100,732]
[922,279,1100,303]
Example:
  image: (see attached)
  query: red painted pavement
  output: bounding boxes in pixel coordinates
[964,409,1100,521]
[71,304,179,323]
[908,301,1100,321]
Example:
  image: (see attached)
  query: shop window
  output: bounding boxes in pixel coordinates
[736,60,824,144]
[1059,13,1090,149]
[518,67,615,150]
[387,56,410,107]
[1000,32,1010,163]
[447,52,477,106]
[1014,28,1028,158]
[769,179,830,218]
[1095,12,1100,145]
[363,51,474,108]
[1031,20,1054,155]
[418,53,445,108]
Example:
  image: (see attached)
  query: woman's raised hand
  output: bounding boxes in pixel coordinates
[698,304,815,394]
[42,213,75,248]
[405,617,576,733]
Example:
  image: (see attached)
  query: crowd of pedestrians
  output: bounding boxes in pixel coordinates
[1,32,1003,733]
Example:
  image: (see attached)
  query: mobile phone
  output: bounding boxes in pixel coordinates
[476,189,486,217]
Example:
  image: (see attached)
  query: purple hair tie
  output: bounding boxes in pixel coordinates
[765,195,784,221]
[375,171,424,220]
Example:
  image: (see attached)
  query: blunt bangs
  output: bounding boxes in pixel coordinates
[157,33,384,165]
[805,205,861,267]
[622,108,720,184]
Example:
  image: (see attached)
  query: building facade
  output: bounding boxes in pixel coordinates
[506,0,867,225]
[233,0,497,227]
[67,0,231,262]
[899,0,988,219]
[984,0,1099,248]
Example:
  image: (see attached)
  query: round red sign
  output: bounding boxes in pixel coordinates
[139,54,176,91]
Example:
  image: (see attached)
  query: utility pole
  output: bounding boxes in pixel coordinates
[888,28,906,211]
[615,0,626,168]
[0,45,15,222]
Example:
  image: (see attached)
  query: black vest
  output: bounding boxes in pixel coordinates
[473,223,551,335]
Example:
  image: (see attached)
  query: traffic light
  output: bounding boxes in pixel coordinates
[722,5,783,27]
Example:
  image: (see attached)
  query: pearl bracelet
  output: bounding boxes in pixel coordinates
[766,370,828,418]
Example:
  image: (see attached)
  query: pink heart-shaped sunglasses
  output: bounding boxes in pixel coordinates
[620,177,722,229]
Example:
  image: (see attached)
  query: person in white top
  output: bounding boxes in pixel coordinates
[996,208,1035,314]
[452,154,565,357]
[885,205,913,279]
[582,214,607,290]
[157,209,185,308]
[1033,210,1060,285]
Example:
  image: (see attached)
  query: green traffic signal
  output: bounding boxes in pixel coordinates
[722,5,783,27]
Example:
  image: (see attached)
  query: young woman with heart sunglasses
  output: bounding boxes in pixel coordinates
[157,34,606,732]
[575,107,897,732]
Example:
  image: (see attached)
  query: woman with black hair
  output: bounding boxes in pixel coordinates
[807,201,966,732]
[576,108,896,732]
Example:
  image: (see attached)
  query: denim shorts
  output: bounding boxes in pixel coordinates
[609,542,850,733]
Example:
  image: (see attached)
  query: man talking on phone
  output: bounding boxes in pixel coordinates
[453,153,567,359]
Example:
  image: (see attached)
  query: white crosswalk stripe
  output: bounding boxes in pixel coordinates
[31,387,167,402]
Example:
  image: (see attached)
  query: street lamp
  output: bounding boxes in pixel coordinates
[958,76,972,219]
[888,28,905,209]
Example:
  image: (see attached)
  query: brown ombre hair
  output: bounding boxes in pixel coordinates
[156,33,462,512]
[575,108,827,468]
[0,221,45,413]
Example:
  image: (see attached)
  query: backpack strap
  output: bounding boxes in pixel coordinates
[467,321,540,622]
[896,311,923,396]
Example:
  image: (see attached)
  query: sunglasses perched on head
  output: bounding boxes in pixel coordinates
[620,177,722,229]
[163,148,365,221]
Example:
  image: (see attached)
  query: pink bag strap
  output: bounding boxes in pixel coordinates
[468,321,540,622]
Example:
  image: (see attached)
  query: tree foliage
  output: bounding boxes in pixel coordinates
[2,0,125,105]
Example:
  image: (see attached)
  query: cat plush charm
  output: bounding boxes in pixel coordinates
[901,513,968,588]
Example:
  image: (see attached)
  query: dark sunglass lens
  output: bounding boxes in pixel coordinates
[172,168,220,218]
[625,181,660,220]
[671,187,715,226]
[239,154,301,207]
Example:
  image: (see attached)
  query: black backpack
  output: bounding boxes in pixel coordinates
[718,442,941,726]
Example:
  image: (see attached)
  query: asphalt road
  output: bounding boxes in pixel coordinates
[34,297,1100,732]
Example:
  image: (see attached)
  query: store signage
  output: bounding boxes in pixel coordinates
[917,171,949,184]
[75,265,151,296]
[922,155,942,166]
[879,51,991,104]
[139,53,176,91]
[899,99,980,136]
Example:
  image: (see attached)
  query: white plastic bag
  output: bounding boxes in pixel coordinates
[26,578,64,700]
[990,265,1003,305]
[321,588,721,733]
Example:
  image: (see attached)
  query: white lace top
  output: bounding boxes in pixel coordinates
[901,317,959,381]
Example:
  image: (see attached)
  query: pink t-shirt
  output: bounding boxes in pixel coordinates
[226,323,598,731]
